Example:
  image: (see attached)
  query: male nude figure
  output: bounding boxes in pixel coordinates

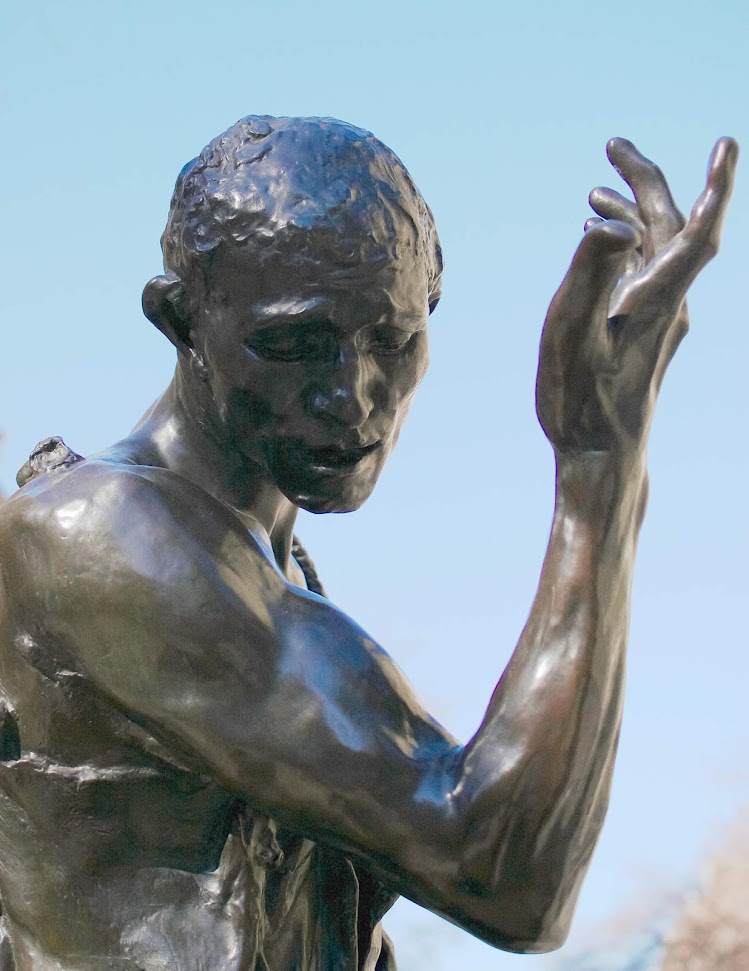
[0,116,737,969]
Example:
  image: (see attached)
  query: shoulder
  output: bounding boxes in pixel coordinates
[0,460,293,677]
[0,459,272,597]
[2,459,211,541]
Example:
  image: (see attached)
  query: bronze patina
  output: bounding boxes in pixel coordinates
[0,116,737,969]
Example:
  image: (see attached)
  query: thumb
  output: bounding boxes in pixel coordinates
[546,221,640,333]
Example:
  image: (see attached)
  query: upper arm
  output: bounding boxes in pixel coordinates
[6,464,464,890]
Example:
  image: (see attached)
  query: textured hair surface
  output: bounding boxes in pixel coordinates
[162,115,443,309]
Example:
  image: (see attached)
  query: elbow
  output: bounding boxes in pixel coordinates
[448,840,580,954]
[464,887,574,954]
[496,907,572,954]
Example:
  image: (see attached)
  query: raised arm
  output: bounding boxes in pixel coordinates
[5,137,736,955]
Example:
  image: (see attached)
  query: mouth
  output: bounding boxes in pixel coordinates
[301,440,382,474]
[269,438,382,480]
[266,437,386,512]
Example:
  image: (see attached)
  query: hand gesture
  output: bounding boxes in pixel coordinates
[536,137,738,455]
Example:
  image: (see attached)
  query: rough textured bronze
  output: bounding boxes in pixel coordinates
[0,116,737,969]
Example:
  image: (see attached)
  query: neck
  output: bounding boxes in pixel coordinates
[129,363,299,572]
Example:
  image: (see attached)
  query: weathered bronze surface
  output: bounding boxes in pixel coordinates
[0,116,737,969]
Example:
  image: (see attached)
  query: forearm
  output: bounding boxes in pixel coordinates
[450,449,648,947]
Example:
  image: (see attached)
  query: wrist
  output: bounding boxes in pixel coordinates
[554,448,648,530]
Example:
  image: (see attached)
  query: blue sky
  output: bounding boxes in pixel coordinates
[1,1,747,967]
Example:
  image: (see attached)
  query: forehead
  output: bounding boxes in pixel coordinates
[204,234,431,322]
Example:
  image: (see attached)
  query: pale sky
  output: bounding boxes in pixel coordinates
[1,2,747,967]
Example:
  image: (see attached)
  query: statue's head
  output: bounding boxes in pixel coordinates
[143,115,443,513]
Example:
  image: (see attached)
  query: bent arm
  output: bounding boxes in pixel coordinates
[9,459,641,953]
[454,451,644,945]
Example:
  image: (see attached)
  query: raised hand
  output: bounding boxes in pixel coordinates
[536,137,738,455]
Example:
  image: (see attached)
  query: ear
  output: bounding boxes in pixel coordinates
[142,272,193,354]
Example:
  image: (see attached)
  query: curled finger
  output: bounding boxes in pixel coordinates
[589,187,646,235]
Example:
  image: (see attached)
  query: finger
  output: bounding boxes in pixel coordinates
[589,188,646,274]
[608,238,693,321]
[547,220,641,330]
[682,136,739,255]
[584,216,604,232]
[589,187,646,235]
[609,137,738,319]
[606,138,685,249]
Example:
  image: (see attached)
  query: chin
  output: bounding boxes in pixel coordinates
[284,479,376,516]
[301,497,366,515]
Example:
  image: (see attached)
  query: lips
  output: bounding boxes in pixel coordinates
[305,442,380,469]
[269,438,382,481]
[304,441,381,471]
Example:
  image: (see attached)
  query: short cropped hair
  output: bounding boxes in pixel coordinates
[161,115,443,311]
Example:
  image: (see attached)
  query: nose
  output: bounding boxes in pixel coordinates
[308,344,374,429]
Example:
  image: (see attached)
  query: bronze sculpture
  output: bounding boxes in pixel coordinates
[0,116,737,969]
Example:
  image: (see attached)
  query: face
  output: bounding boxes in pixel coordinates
[191,238,431,514]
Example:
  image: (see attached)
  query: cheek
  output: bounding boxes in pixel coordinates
[212,367,305,438]
[205,334,304,419]
[217,387,275,435]
[381,340,429,414]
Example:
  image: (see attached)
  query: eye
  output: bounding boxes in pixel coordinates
[366,325,418,356]
[245,320,337,364]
